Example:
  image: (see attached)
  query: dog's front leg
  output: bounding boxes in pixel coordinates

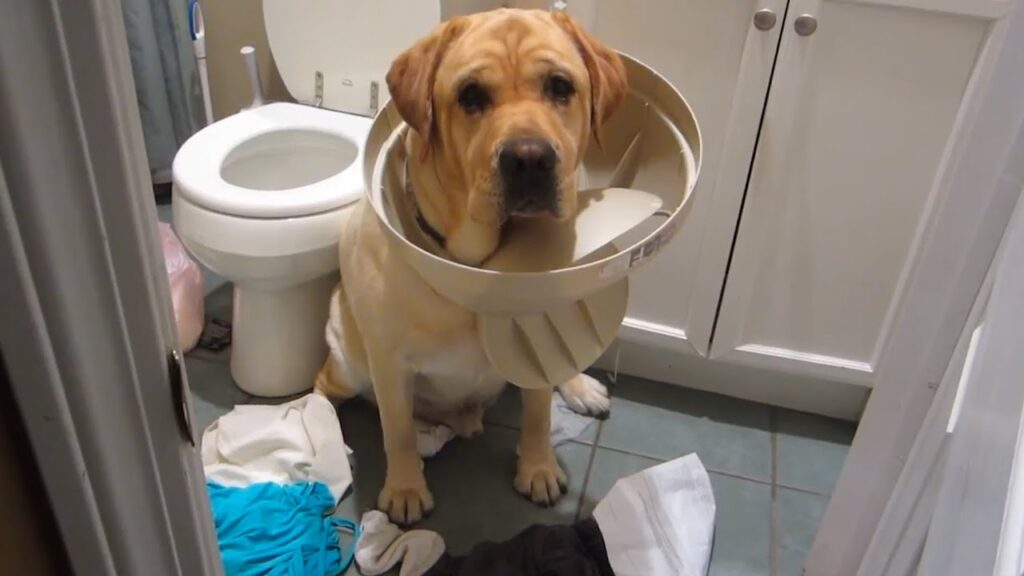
[370,354,433,525]
[516,386,567,505]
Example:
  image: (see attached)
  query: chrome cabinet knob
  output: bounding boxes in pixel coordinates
[794,14,818,36]
[753,8,777,31]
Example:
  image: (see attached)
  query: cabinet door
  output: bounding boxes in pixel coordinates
[711,0,995,384]
[580,0,786,356]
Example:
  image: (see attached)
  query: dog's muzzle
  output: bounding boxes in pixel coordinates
[498,137,558,217]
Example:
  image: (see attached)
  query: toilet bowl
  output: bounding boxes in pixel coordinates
[172,103,368,396]
[171,0,440,396]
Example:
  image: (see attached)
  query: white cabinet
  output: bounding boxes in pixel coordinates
[711,0,989,384]
[586,0,787,356]
[580,0,1020,413]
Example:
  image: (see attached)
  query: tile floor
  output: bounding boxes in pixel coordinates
[160,202,857,576]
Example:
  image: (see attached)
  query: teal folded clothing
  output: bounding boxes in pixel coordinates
[207,481,360,576]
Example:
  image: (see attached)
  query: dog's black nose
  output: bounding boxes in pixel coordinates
[499,138,557,176]
[498,138,558,215]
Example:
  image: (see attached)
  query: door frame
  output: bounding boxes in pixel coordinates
[0,1,220,574]
[856,178,1024,576]
[917,183,1024,576]
[807,0,1024,573]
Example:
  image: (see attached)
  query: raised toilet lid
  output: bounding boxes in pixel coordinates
[263,0,441,117]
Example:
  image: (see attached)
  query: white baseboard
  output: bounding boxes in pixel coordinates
[726,344,874,387]
[616,317,702,356]
[596,336,869,421]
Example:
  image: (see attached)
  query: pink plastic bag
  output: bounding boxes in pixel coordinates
[159,222,204,352]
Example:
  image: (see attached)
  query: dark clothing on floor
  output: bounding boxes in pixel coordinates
[425,518,615,576]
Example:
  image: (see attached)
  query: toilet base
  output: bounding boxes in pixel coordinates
[229,273,338,397]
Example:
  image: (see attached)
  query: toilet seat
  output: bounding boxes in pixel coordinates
[264,0,441,116]
[174,0,440,219]
[172,103,371,219]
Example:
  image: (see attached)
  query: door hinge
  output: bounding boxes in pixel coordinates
[168,349,195,446]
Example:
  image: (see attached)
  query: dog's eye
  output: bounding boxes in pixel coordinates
[545,76,576,104]
[457,83,491,114]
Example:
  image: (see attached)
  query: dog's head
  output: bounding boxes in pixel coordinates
[386,9,627,265]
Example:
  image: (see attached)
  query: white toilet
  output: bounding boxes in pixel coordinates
[172,0,440,397]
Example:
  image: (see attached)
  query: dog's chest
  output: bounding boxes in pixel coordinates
[408,328,505,408]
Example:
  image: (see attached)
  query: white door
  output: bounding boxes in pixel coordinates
[0,1,221,574]
[582,0,787,356]
[710,0,997,385]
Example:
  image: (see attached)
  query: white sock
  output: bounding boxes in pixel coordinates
[355,510,445,576]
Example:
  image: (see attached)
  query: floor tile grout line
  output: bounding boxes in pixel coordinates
[774,482,832,498]
[481,421,835,496]
[485,420,600,448]
[705,467,774,488]
[574,420,604,522]
[770,407,779,576]
[582,441,778,485]
[482,412,604,521]
[196,395,843,496]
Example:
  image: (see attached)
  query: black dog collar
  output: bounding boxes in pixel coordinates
[403,161,447,250]
[415,210,447,248]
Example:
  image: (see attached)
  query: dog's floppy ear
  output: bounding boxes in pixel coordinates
[386,18,466,146]
[553,12,628,144]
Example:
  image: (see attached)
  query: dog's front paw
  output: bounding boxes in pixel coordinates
[378,474,434,526]
[558,374,611,418]
[515,453,567,507]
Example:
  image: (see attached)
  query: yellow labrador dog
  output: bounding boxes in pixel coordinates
[315,8,627,525]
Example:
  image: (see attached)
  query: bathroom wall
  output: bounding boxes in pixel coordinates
[201,0,505,120]
[202,0,290,120]
[512,0,596,29]
[443,0,507,18]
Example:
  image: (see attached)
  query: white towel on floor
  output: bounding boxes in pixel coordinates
[201,393,353,504]
[355,510,445,576]
[593,453,716,576]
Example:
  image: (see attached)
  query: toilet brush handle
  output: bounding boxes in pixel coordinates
[240,46,264,109]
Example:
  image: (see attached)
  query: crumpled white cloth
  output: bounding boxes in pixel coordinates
[416,419,457,458]
[415,393,597,458]
[355,510,445,576]
[593,453,716,576]
[549,391,596,446]
[201,393,353,504]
